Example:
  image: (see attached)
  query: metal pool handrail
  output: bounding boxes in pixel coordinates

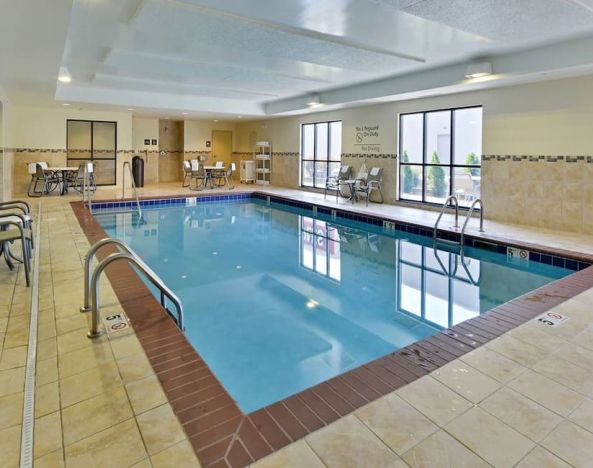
[122,161,143,218]
[460,198,485,248]
[81,238,184,338]
[80,238,132,312]
[82,164,93,214]
[433,195,460,242]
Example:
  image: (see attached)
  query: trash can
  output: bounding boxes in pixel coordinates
[132,155,144,187]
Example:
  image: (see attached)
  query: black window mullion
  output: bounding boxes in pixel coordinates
[300,125,304,186]
[422,112,426,203]
[90,121,94,161]
[313,123,317,187]
[327,123,331,181]
[449,110,453,200]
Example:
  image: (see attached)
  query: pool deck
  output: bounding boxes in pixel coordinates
[2,183,593,467]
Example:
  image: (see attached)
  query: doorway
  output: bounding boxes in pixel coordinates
[211,130,232,165]
[159,120,184,182]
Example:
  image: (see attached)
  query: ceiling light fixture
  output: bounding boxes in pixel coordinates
[213,119,219,122]
[307,93,322,108]
[182,112,188,115]
[464,61,492,79]
[237,115,243,119]
[58,67,72,83]
[127,108,134,111]
[62,103,70,106]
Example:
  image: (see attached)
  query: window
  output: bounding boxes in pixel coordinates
[67,120,117,185]
[399,107,482,206]
[300,216,341,281]
[300,121,342,188]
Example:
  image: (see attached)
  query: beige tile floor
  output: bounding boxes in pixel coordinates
[256,291,593,468]
[1,183,593,468]
[1,194,199,468]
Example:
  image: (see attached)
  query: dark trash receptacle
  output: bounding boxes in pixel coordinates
[132,155,144,187]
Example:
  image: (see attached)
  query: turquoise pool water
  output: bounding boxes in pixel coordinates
[95,199,572,413]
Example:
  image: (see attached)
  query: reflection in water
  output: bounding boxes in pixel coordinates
[299,215,483,330]
[398,240,481,329]
[300,216,341,281]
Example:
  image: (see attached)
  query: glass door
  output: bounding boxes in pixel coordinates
[67,120,117,185]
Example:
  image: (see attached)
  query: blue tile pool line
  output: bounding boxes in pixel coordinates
[91,193,251,211]
[91,192,591,272]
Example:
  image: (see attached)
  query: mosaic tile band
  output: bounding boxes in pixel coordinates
[6,148,593,162]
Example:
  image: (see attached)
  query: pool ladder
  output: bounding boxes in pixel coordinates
[122,161,143,219]
[80,238,184,338]
[82,164,93,214]
[433,196,485,249]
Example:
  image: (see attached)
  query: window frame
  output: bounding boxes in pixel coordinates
[66,119,118,186]
[398,105,482,206]
[300,120,342,189]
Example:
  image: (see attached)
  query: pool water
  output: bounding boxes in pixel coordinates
[95,199,572,413]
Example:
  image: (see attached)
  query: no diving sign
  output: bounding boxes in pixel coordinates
[507,247,529,260]
[536,311,569,327]
[102,313,130,334]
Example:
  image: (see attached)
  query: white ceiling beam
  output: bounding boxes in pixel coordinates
[55,82,266,115]
[264,32,593,115]
[91,71,281,98]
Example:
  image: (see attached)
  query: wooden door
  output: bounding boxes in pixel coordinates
[211,130,232,165]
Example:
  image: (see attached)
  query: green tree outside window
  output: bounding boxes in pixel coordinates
[465,152,480,176]
[428,152,446,197]
[401,150,417,193]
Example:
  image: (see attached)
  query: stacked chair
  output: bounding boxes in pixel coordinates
[0,200,34,286]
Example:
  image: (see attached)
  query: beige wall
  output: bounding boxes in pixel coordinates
[184,120,236,153]
[0,89,13,202]
[5,104,133,194]
[6,105,132,150]
[235,74,593,231]
[132,117,159,151]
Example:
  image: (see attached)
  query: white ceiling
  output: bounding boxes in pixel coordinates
[3,0,593,119]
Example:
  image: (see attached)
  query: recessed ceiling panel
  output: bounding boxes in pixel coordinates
[129,1,416,73]
[403,0,593,44]
[47,0,593,115]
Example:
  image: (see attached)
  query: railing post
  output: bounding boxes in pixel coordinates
[86,249,184,338]
[433,195,459,241]
[460,199,485,248]
[122,161,142,218]
[80,238,132,312]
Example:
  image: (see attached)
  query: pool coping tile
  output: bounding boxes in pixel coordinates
[70,193,593,468]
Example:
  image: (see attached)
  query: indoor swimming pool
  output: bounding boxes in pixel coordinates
[94,198,573,413]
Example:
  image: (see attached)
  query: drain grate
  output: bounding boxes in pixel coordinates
[20,204,41,468]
